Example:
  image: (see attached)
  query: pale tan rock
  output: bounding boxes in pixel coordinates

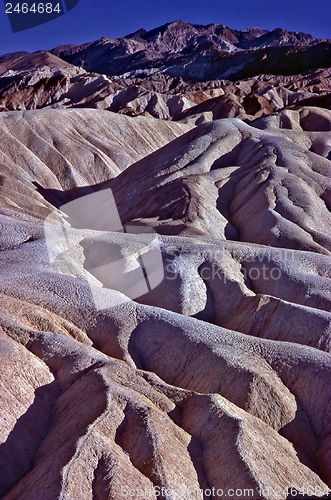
[0,107,330,499]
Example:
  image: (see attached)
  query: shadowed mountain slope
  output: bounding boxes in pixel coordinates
[0,107,330,499]
[0,20,330,122]
[52,20,330,80]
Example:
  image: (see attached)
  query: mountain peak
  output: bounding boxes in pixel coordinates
[49,19,329,81]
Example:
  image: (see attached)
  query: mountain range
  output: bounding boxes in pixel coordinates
[0,20,330,124]
[51,20,329,80]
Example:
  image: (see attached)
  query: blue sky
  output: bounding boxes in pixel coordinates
[0,0,330,55]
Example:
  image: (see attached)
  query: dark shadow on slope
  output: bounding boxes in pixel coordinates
[92,455,115,500]
[193,271,216,324]
[280,403,331,497]
[1,365,110,499]
[186,436,213,499]
[0,380,60,497]
[33,180,112,209]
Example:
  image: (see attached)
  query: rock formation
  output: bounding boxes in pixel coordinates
[0,20,330,500]
[0,21,330,120]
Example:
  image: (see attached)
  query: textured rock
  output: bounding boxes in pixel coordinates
[0,107,330,499]
[0,23,330,122]
[0,22,331,500]
[52,21,330,81]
